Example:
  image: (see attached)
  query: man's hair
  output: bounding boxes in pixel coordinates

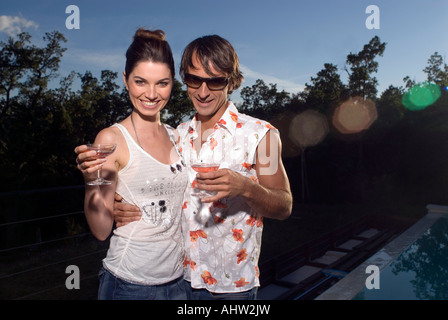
[180,35,244,94]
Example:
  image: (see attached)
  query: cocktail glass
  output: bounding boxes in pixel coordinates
[86,143,117,185]
[191,162,219,198]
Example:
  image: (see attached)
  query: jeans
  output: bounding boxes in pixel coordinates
[97,268,187,300]
[185,280,258,300]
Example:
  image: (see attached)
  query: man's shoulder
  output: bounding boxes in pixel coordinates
[236,111,278,131]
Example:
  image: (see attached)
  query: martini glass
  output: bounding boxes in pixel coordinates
[191,162,219,198]
[86,143,117,185]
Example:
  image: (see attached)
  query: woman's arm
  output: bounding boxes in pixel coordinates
[75,128,121,240]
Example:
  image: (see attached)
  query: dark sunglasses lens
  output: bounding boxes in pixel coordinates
[184,74,202,88]
[184,74,228,90]
[207,78,228,90]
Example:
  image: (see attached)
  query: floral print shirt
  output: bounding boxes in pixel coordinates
[177,102,278,293]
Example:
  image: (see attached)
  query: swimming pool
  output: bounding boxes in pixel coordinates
[316,204,448,300]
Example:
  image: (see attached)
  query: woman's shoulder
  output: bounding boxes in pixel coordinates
[95,125,123,143]
[94,125,129,168]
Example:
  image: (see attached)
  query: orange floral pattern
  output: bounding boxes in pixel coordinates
[209,137,218,150]
[190,230,207,242]
[234,277,249,288]
[201,271,218,285]
[242,162,253,171]
[177,102,279,293]
[229,110,238,123]
[246,215,263,227]
[214,215,226,224]
[183,257,197,271]
[237,248,247,264]
[232,228,244,242]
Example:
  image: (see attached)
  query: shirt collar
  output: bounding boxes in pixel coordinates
[187,101,240,137]
[215,101,239,135]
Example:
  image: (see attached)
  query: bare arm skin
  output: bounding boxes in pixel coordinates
[75,128,123,240]
[111,130,293,225]
[196,130,292,220]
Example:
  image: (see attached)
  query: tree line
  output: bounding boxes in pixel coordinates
[1,31,447,209]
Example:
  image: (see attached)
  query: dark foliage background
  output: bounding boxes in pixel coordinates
[1,31,447,226]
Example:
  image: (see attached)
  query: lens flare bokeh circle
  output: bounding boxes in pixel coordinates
[332,96,377,135]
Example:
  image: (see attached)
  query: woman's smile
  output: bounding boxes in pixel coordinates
[139,99,159,109]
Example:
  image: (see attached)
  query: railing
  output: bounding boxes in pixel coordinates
[0,186,108,300]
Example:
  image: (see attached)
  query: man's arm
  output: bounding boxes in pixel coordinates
[113,193,142,227]
[243,130,292,220]
[196,130,293,220]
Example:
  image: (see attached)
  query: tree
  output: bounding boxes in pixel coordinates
[0,31,69,189]
[302,63,347,113]
[402,75,416,89]
[66,70,129,144]
[345,36,386,99]
[162,79,195,127]
[19,31,67,109]
[239,79,290,119]
[0,32,32,118]
[423,52,448,87]
[377,85,405,125]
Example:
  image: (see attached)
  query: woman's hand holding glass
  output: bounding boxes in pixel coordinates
[75,144,116,185]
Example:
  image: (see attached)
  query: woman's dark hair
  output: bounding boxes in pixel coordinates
[180,35,244,94]
[125,28,175,80]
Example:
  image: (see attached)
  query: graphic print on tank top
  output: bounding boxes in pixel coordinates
[139,177,186,229]
[113,123,188,233]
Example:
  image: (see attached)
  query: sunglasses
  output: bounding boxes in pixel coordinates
[183,73,229,91]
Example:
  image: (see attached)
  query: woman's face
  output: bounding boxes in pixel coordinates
[123,61,173,118]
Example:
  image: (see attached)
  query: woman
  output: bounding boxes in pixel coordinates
[74,28,188,300]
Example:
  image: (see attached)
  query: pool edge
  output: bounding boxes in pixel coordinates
[315,204,448,300]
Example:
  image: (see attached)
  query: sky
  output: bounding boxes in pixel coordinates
[1,0,448,101]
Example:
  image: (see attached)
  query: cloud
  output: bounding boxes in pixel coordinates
[78,52,124,71]
[64,49,124,72]
[0,15,38,36]
[240,64,305,94]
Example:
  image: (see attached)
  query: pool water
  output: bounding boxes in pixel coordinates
[354,217,448,300]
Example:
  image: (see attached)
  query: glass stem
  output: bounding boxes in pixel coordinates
[98,166,103,181]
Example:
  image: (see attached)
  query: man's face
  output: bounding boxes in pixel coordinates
[186,51,233,122]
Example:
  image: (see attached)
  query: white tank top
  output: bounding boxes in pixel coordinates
[102,123,188,285]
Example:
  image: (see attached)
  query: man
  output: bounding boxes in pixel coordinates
[114,35,292,300]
